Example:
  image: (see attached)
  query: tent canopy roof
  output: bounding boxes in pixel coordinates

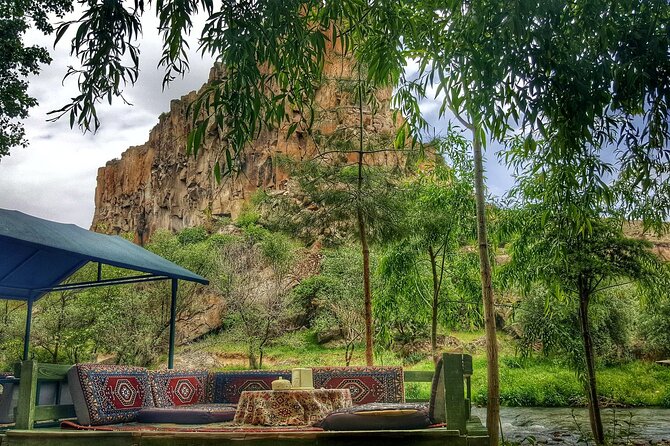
[0,209,208,301]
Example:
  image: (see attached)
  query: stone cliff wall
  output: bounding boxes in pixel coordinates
[91,47,404,243]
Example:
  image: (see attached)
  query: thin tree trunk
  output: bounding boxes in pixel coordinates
[472,124,500,445]
[578,282,605,445]
[428,246,439,364]
[357,65,373,366]
[357,205,374,366]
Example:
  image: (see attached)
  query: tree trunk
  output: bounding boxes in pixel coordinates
[472,124,500,445]
[248,346,259,369]
[357,67,374,366]
[428,246,440,363]
[578,281,605,445]
[357,206,374,366]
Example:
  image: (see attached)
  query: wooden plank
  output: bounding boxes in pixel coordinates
[5,430,137,446]
[403,371,434,382]
[4,429,468,446]
[138,430,463,446]
[14,361,37,430]
[463,355,473,377]
[33,405,76,422]
[12,363,70,385]
[34,364,70,382]
[443,353,466,435]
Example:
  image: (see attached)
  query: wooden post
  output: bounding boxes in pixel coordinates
[15,360,38,430]
[444,353,467,435]
[463,354,473,419]
[168,279,178,369]
[22,298,33,361]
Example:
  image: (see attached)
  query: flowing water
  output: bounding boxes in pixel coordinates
[472,407,670,444]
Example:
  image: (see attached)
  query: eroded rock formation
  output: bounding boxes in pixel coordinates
[91,47,403,243]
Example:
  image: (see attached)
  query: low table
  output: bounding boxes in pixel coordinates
[234,389,352,426]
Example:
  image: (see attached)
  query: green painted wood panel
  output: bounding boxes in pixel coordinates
[403,371,434,382]
[33,405,76,422]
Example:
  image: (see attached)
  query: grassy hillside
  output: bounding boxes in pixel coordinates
[168,329,670,408]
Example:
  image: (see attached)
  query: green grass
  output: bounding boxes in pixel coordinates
[178,329,670,408]
[468,356,670,408]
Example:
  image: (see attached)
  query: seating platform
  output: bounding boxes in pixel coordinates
[0,353,489,446]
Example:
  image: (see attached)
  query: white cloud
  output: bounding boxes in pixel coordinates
[0,10,214,228]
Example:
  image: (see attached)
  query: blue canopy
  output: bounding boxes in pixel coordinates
[0,208,209,366]
[0,208,208,301]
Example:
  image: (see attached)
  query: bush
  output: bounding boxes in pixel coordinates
[638,299,670,359]
[515,286,636,366]
[236,208,260,227]
[177,226,208,245]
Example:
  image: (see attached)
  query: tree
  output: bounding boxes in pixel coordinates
[0,0,71,158]
[215,231,296,368]
[258,59,407,365]
[501,141,670,444]
[309,247,370,366]
[378,135,478,361]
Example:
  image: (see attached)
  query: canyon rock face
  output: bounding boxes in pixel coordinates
[91,47,403,243]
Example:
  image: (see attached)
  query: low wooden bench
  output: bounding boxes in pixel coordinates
[2,353,489,446]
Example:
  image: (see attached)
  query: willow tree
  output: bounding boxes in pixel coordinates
[0,0,72,158]
[501,144,670,442]
[378,135,478,361]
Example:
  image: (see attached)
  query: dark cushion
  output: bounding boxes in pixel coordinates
[209,370,290,404]
[68,364,154,425]
[312,367,405,405]
[429,357,445,423]
[136,403,236,424]
[317,403,431,431]
[149,369,210,407]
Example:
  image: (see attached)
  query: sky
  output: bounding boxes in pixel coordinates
[0,14,513,230]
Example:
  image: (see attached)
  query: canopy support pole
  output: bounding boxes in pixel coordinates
[168,279,178,369]
[22,298,33,360]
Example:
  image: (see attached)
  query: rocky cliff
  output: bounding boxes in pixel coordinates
[91,46,404,243]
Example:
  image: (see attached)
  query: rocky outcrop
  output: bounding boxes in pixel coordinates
[91,46,404,242]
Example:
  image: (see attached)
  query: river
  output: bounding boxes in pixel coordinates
[471,407,670,444]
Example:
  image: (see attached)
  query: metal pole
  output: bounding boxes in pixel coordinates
[168,279,178,369]
[22,298,33,360]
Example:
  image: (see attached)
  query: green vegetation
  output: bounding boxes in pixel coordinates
[175,328,670,408]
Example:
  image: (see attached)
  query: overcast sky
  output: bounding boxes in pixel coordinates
[0,15,512,229]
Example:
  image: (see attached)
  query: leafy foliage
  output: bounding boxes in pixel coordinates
[0,0,72,158]
[377,136,481,357]
[515,287,637,367]
[638,299,670,360]
[289,246,376,365]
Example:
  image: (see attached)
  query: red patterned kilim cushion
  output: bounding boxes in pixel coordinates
[149,369,210,407]
[209,370,290,404]
[312,367,405,405]
[68,364,154,425]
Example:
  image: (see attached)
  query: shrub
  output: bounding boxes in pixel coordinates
[638,299,670,359]
[177,226,208,245]
[236,208,260,227]
[515,286,636,366]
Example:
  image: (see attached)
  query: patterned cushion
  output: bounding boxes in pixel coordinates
[210,370,290,404]
[68,364,154,426]
[149,369,210,407]
[316,403,431,431]
[312,367,405,405]
[136,403,237,424]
